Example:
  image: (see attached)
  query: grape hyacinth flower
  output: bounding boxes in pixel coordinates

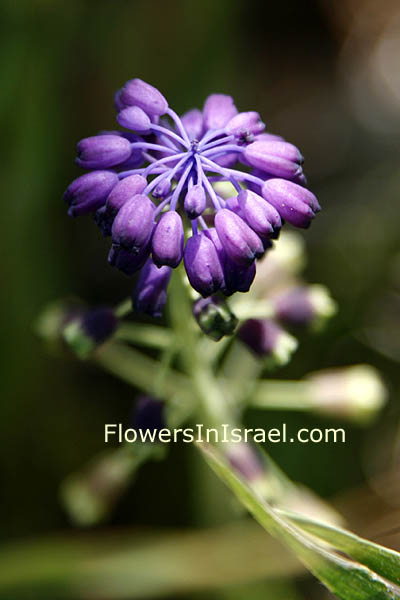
[64,78,320,315]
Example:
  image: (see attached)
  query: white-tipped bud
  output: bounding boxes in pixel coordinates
[307,365,387,424]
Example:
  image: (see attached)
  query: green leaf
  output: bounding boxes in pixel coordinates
[280,510,400,586]
[199,443,400,600]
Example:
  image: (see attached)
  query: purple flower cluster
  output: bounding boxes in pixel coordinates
[64,79,320,316]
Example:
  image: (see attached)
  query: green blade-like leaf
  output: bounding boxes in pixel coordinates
[199,442,400,600]
[280,510,400,586]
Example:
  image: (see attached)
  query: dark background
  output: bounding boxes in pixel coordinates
[1,0,400,594]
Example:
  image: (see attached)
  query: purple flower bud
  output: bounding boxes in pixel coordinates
[193,296,238,341]
[224,196,242,215]
[184,184,207,219]
[227,444,264,482]
[184,233,224,297]
[63,306,118,358]
[64,171,119,217]
[214,208,264,266]
[275,287,315,326]
[181,109,204,140]
[237,189,281,240]
[133,259,172,317]
[117,106,152,133]
[223,259,256,295]
[76,135,132,169]
[81,307,118,344]
[114,89,126,111]
[153,178,171,198]
[112,194,155,253]
[99,131,144,169]
[255,132,285,143]
[152,211,184,268]
[204,226,256,295]
[120,78,168,117]
[261,179,319,228]
[133,396,165,434]
[108,243,150,276]
[203,94,238,130]
[238,318,297,363]
[106,174,147,215]
[225,111,265,137]
[243,141,304,179]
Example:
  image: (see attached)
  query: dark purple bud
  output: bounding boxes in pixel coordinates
[63,306,118,358]
[184,233,224,297]
[203,94,238,130]
[133,396,165,435]
[117,106,151,132]
[106,174,147,215]
[181,109,204,140]
[243,141,304,179]
[261,179,319,228]
[94,205,113,236]
[133,259,172,317]
[214,209,264,266]
[225,111,265,137]
[76,135,131,169]
[184,184,207,219]
[238,189,281,240]
[108,243,150,276]
[153,178,171,198]
[193,296,238,341]
[111,194,155,253]
[222,259,256,295]
[238,319,297,363]
[120,78,168,117]
[64,171,118,217]
[152,211,184,268]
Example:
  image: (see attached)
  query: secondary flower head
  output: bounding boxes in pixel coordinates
[64,78,320,315]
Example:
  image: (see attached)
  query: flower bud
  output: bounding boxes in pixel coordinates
[120,78,168,117]
[243,141,304,179]
[117,106,152,132]
[133,396,165,434]
[76,135,132,169]
[64,171,118,217]
[275,285,336,328]
[153,178,171,198]
[184,185,207,219]
[152,211,184,268]
[222,259,256,295]
[63,307,118,358]
[184,233,224,297]
[181,109,204,140]
[261,179,319,228]
[225,111,265,138]
[214,209,264,266]
[193,296,238,341]
[133,259,172,317]
[112,194,155,253]
[106,174,147,215]
[95,174,148,237]
[227,443,264,482]
[237,189,281,241]
[307,366,386,424]
[203,94,238,130]
[108,243,150,275]
[238,319,298,365]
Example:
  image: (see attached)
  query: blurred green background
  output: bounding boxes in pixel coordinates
[1,0,400,597]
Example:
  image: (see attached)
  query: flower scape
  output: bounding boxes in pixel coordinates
[64,78,320,319]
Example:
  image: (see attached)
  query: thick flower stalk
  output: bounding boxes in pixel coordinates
[64,78,320,317]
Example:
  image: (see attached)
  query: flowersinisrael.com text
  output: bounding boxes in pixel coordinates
[105,423,346,444]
